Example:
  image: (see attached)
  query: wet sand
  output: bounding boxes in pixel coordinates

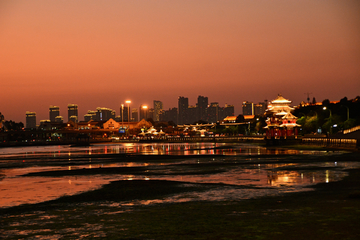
[0,147,360,239]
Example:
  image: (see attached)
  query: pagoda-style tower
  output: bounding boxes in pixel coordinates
[265,94,300,139]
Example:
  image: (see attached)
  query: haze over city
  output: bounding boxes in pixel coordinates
[1,0,359,123]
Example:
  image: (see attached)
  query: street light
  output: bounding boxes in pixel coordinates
[121,104,124,129]
[323,106,332,134]
[323,106,332,117]
[125,100,131,134]
[142,105,148,120]
[125,100,131,121]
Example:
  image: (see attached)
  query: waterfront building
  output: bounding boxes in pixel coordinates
[103,118,121,130]
[49,106,60,122]
[67,104,78,123]
[265,94,300,138]
[153,100,163,122]
[26,111,36,129]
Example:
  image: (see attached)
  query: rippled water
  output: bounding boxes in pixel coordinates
[0,142,358,208]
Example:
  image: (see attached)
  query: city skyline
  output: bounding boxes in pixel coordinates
[1,1,359,123]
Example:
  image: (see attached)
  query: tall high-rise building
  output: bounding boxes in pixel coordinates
[118,105,130,122]
[178,96,189,124]
[132,108,138,122]
[68,104,78,122]
[254,102,266,115]
[153,100,163,122]
[222,104,235,119]
[49,106,60,122]
[55,116,63,123]
[188,105,198,124]
[197,95,208,121]
[139,105,149,120]
[207,102,219,123]
[242,101,254,115]
[95,107,116,121]
[26,111,36,129]
[161,107,178,124]
[84,110,96,122]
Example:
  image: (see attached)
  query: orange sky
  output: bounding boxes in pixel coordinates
[1,0,359,123]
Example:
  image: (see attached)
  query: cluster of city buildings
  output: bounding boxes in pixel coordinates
[23,96,270,129]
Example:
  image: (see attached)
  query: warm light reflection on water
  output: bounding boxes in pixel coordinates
[0,143,357,208]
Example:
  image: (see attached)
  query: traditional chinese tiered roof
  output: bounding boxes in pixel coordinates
[265,95,300,130]
[267,94,294,115]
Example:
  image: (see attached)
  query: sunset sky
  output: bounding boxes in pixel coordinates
[1,0,359,123]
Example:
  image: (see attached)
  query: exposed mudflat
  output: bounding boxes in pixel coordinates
[1,143,360,239]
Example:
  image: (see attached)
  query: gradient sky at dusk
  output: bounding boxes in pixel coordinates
[1,0,359,123]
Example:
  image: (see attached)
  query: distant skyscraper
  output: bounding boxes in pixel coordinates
[55,116,63,123]
[153,100,163,122]
[132,108,138,122]
[123,106,130,122]
[242,101,254,115]
[68,104,78,122]
[188,105,198,124]
[161,107,178,124]
[178,96,189,124]
[26,111,36,129]
[223,104,235,118]
[84,110,96,122]
[254,102,266,115]
[49,106,60,122]
[207,102,219,123]
[139,105,149,120]
[197,95,208,121]
[96,107,115,121]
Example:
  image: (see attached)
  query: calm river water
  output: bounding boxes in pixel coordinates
[0,142,359,208]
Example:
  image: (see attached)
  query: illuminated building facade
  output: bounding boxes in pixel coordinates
[67,104,78,123]
[49,106,60,122]
[153,100,163,122]
[26,111,36,129]
[265,94,300,138]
